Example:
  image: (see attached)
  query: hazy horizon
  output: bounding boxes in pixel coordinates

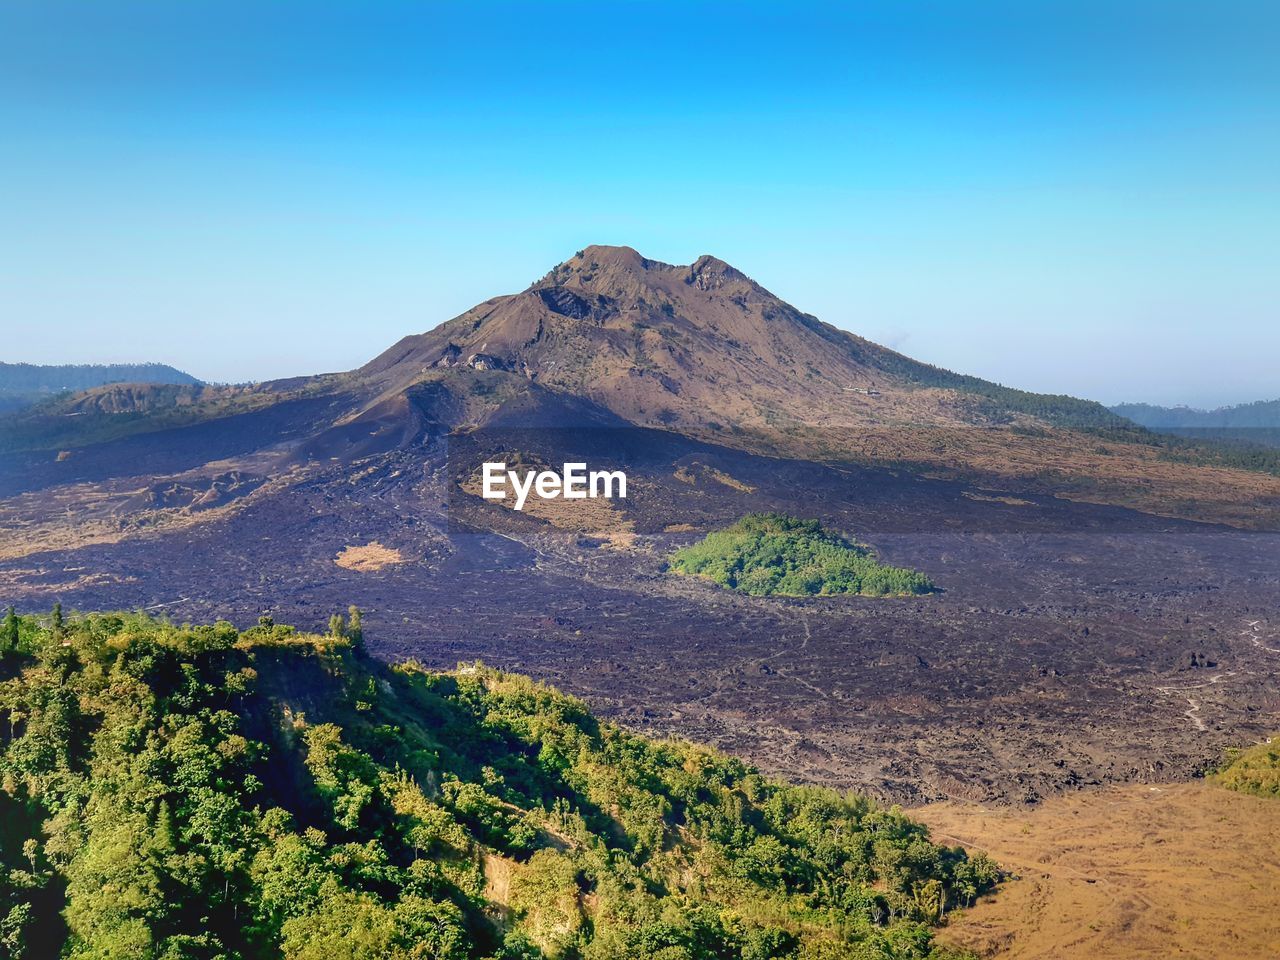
[3,248,1277,413]
[4,2,1278,409]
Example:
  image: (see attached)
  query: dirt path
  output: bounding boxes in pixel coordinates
[916,781,1280,959]
[1152,618,1277,732]
[1242,619,1280,654]
[773,615,830,700]
[1154,671,1234,732]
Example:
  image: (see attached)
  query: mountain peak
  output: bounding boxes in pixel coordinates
[539,246,759,299]
[576,243,648,263]
[542,245,666,283]
[366,244,835,415]
[686,254,747,290]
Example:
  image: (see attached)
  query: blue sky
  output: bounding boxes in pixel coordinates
[2,2,1277,407]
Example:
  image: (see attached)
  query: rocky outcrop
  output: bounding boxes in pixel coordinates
[684,254,748,291]
[433,343,462,368]
[466,353,509,372]
[537,286,596,320]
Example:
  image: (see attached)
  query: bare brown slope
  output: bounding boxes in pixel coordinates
[917,782,1280,960]
[353,244,1280,527]
[7,245,1280,526]
[361,245,987,433]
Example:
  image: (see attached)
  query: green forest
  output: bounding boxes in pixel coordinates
[668,515,935,598]
[0,608,993,960]
[1213,736,1280,798]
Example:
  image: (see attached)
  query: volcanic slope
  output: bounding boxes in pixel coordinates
[4,246,1280,805]
[361,245,1122,435]
[11,244,1275,525]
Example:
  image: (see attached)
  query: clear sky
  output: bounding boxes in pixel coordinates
[2,2,1277,408]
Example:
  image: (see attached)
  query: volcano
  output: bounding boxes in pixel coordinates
[6,244,1274,525]
[2,245,1279,804]
[355,244,1124,439]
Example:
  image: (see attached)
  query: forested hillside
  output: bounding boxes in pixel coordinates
[1112,400,1280,450]
[0,609,993,960]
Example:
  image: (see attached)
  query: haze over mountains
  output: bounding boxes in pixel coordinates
[1113,399,1280,449]
[4,245,1277,525]
[0,361,199,413]
[6,248,1271,449]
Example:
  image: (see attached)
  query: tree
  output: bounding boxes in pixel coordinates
[347,606,363,648]
[508,849,583,955]
[303,724,379,831]
[1,606,17,653]
[0,902,32,960]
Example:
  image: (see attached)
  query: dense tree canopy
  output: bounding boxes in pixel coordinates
[0,611,992,959]
[669,514,935,598]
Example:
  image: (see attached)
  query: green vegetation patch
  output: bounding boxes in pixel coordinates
[1213,736,1280,798]
[669,513,935,597]
[0,607,990,959]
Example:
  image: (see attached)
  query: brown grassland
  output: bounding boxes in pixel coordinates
[917,782,1280,959]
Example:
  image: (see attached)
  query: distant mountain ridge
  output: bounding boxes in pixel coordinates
[1113,399,1280,428]
[0,361,200,413]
